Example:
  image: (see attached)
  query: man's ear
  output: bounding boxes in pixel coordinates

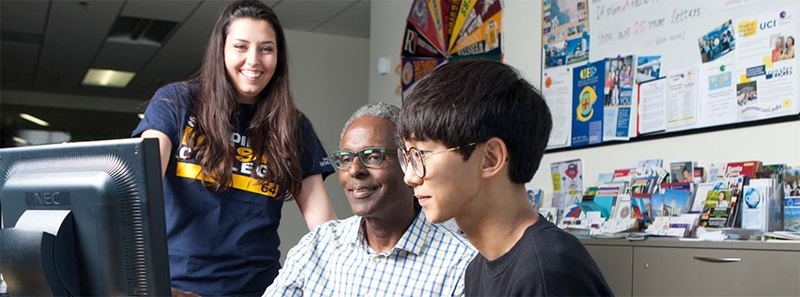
[480,137,508,178]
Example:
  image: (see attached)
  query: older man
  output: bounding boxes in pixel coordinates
[263,102,475,296]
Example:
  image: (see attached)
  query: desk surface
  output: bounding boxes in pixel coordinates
[579,237,800,251]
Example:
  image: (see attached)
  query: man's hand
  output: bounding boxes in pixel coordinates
[171,287,200,297]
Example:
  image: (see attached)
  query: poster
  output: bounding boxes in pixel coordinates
[551,159,584,212]
[543,66,573,149]
[543,0,590,69]
[572,60,605,147]
[666,67,699,131]
[637,78,667,135]
[734,8,799,121]
[603,55,634,140]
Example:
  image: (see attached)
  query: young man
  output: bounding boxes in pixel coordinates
[398,59,613,296]
[263,103,475,296]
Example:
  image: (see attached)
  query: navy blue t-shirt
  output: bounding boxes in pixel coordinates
[132,82,334,296]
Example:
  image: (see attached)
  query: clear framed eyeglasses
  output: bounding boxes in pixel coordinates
[397,143,477,178]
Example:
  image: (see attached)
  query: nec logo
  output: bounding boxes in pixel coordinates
[25,192,71,206]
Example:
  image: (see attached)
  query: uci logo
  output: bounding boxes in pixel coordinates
[760,20,776,30]
[579,67,596,80]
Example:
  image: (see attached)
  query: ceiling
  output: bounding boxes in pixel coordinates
[0,0,371,146]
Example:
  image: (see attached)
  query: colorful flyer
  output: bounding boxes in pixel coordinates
[542,0,590,68]
[734,7,799,121]
[603,55,634,141]
[551,159,584,213]
[571,60,605,147]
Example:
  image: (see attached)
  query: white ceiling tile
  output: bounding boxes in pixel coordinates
[93,41,160,72]
[273,0,358,31]
[121,0,203,22]
[125,0,232,93]
[34,0,126,91]
[0,0,49,34]
[314,0,369,38]
[0,42,39,89]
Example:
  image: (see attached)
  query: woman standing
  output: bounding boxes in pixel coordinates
[782,36,795,60]
[133,1,336,295]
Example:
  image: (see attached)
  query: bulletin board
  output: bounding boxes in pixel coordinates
[540,0,800,150]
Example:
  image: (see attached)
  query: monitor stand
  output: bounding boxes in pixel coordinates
[0,210,80,296]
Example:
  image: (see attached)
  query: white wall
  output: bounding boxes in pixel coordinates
[279,30,367,260]
[370,0,800,206]
[369,0,411,104]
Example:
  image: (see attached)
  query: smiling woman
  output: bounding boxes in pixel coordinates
[224,18,278,104]
[130,0,337,296]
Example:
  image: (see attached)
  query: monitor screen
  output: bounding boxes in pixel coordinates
[0,138,170,296]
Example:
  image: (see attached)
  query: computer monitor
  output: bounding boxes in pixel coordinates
[0,138,170,296]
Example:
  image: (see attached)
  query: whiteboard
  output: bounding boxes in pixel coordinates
[541,0,800,150]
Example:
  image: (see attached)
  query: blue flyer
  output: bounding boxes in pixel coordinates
[572,60,605,147]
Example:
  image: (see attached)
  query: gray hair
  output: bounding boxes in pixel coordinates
[340,102,402,147]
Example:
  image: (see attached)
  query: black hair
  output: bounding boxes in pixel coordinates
[398,59,553,183]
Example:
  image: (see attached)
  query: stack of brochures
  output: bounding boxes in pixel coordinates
[540,159,800,241]
[762,231,800,241]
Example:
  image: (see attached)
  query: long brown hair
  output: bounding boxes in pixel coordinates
[187,0,302,200]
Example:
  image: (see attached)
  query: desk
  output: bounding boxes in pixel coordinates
[580,238,800,296]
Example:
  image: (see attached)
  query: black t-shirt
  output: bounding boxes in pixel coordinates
[465,215,614,296]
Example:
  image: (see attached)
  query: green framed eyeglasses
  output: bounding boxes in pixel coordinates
[328,147,397,170]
